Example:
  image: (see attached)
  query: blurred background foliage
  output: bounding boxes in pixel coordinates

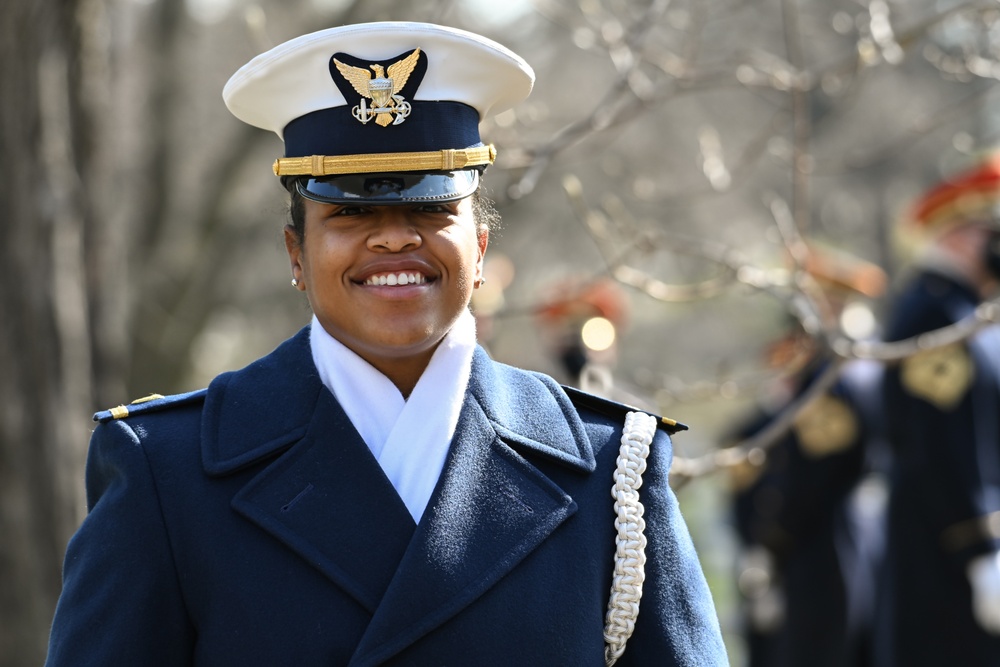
[3,0,1000,663]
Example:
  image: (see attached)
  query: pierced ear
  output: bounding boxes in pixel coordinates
[475,230,489,282]
[284,224,305,288]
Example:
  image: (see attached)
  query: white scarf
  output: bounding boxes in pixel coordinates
[309,310,477,523]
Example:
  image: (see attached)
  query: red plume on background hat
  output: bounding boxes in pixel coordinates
[535,278,629,329]
[907,153,1000,233]
[800,243,887,299]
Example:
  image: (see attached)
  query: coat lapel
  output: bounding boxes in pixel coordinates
[231,390,417,613]
[202,333,596,661]
[348,348,595,666]
[202,328,416,613]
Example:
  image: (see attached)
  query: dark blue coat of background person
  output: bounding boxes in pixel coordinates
[729,247,889,667]
[731,358,885,667]
[44,21,727,666]
[877,153,1000,667]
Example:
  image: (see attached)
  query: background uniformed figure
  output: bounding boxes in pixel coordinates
[728,246,889,667]
[44,22,727,666]
[877,152,1000,666]
[534,277,637,399]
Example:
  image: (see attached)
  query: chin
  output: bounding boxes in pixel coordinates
[362,329,442,355]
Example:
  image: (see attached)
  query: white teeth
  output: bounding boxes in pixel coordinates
[365,272,426,286]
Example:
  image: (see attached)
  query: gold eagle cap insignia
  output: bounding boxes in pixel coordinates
[334,48,421,127]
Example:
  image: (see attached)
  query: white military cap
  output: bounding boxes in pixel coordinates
[223,21,534,204]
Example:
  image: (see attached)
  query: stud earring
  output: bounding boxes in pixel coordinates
[476,276,487,288]
[291,278,300,288]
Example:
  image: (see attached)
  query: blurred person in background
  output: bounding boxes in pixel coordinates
[535,277,631,396]
[728,247,889,667]
[878,152,1000,667]
[44,22,727,666]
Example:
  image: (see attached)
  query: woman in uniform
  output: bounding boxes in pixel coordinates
[46,21,726,666]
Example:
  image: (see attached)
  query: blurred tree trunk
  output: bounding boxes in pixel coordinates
[0,1,272,660]
[0,0,93,664]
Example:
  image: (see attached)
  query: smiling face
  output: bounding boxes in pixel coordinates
[285,193,488,393]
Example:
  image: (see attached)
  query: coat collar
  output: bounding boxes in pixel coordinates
[201,327,595,476]
[201,326,597,663]
[201,327,321,475]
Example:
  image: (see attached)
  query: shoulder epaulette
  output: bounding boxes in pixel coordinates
[94,389,208,423]
[561,385,689,435]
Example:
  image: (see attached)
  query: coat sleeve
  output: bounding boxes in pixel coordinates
[617,429,729,666]
[46,419,194,666]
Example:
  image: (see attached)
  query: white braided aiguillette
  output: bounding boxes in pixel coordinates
[604,410,657,667]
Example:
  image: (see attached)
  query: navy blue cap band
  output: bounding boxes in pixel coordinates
[282,101,482,159]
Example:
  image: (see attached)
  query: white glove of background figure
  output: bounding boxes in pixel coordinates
[968,551,1000,634]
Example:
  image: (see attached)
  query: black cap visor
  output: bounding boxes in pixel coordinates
[296,169,479,205]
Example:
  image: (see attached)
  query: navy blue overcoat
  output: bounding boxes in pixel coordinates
[46,327,727,666]
[732,360,885,667]
[879,269,1000,667]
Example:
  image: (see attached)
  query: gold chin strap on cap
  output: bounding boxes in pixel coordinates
[604,411,657,667]
[272,145,497,177]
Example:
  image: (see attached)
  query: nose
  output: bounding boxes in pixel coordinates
[367,208,422,253]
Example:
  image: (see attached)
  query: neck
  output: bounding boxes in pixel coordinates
[366,348,437,399]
